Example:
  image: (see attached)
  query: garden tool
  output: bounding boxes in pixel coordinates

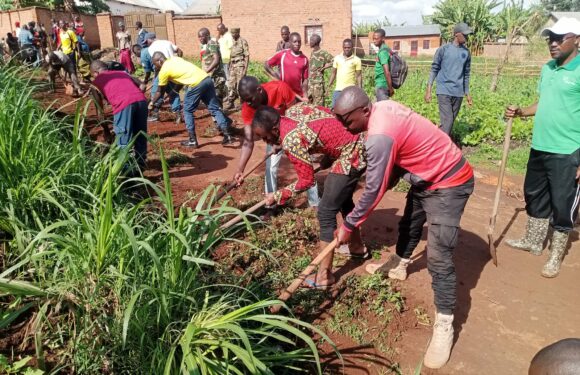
[214,151,275,203]
[271,239,339,314]
[487,117,514,267]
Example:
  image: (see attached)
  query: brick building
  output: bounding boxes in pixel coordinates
[221,0,352,61]
[369,25,441,57]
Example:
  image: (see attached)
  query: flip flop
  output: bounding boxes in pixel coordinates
[336,244,370,260]
[300,273,332,290]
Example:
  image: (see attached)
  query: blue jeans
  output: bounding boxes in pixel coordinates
[331,90,342,108]
[183,76,229,133]
[113,100,148,165]
[151,76,181,112]
[265,143,320,207]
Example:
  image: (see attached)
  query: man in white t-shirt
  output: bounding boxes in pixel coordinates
[144,33,184,122]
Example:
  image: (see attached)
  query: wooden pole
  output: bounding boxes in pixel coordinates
[487,117,514,267]
[271,239,339,313]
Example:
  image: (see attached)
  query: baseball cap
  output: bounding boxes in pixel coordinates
[453,23,473,35]
[144,32,156,40]
[541,17,580,36]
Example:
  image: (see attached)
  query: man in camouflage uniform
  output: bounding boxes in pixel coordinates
[308,34,333,106]
[225,27,249,110]
[198,27,227,104]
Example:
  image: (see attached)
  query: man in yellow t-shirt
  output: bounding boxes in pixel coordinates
[150,52,233,148]
[217,23,234,81]
[327,38,362,108]
[59,21,79,69]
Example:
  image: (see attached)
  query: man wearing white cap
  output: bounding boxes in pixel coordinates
[505,17,580,278]
[425,22,473,136]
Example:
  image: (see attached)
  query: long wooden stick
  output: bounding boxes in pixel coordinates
[488,117,514,267]
[219,199,268,230]
[214,152,274,203]
[54,90,91,112]
[271,239,339,313]
[201,198,268,243]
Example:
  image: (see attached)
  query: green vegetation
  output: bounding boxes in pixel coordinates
[0,65,330,373]
[364,68,538,146]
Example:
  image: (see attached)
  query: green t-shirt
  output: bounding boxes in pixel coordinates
[532,54,580,154]
[374,44,390,89]
[309,49,333,84]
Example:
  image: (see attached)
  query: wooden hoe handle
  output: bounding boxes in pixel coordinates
[271,239,339,313]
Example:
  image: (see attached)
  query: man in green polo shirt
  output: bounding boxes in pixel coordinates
[505,17,580,278]
[373,28,393,101]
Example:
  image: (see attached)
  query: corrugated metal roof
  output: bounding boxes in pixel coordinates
[108,0,185,12]
[382,24,441,37]
[181,0,220,15]
[551,12,580,22]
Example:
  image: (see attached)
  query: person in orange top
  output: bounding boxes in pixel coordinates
[234,76,319,213]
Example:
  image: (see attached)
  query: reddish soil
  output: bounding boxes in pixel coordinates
[38,84,580,374]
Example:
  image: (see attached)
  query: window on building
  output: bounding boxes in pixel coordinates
[393,41,400,50]
[423,39,430,49]
[305,25,323,45]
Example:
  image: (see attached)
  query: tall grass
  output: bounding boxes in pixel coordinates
[0,64,331,374]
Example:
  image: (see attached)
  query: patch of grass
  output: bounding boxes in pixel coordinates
[166,148,193,166]
[465,143,530,175]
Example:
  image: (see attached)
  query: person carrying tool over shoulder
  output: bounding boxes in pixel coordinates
[333,86,474,370]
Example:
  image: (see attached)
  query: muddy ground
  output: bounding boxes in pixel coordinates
[37,84,580,375]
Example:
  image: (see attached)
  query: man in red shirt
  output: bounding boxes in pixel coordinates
[235,76,319,210]
[252,103,368,285]
[334,86,474,370]
[264,32,309,98]
[90,60,148,168]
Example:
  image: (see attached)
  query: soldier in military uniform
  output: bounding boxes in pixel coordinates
[308,34,333,106]
[225,27,249,110]
[198,27,227,104]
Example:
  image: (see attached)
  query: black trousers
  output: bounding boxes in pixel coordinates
[318,169,364,242]
[524,148,580,232]
[437,94,463,135]
[395,178,474,314]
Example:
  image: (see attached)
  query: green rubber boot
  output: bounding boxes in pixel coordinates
[506,216,549,255]
[541,230,569,278]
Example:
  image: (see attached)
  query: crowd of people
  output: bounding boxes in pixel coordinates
[5,14,579,370]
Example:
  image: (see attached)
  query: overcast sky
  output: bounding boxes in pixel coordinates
[352,0,538,26]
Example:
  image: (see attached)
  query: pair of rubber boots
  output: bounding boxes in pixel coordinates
[506,216,569,278]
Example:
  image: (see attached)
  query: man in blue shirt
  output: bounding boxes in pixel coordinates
[425,23,473,136]
[18,25,39,66]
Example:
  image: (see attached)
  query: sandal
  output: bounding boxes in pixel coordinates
[300,273,333,290]
[336,244,370,259]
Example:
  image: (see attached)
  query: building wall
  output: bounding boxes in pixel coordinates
[0,7,100,48]
[221,0,352,61]
[385,35,441,56]
[106,1,159,16]
[171,15,222,57]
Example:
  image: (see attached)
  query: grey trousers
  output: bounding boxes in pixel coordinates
[375,87,390,102]
[437,94,463,135]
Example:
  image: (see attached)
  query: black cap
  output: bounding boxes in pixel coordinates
[453,23,473,35]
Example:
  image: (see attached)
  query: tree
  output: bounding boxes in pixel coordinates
[352,16,391,36]
[432,0,501,54]
[540,0,580,11]
[489,1,546,91]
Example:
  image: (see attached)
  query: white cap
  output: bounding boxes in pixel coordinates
[541,17,580,36]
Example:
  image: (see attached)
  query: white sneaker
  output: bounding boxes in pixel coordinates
[423,312,454,369]
[365,253,410,280]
